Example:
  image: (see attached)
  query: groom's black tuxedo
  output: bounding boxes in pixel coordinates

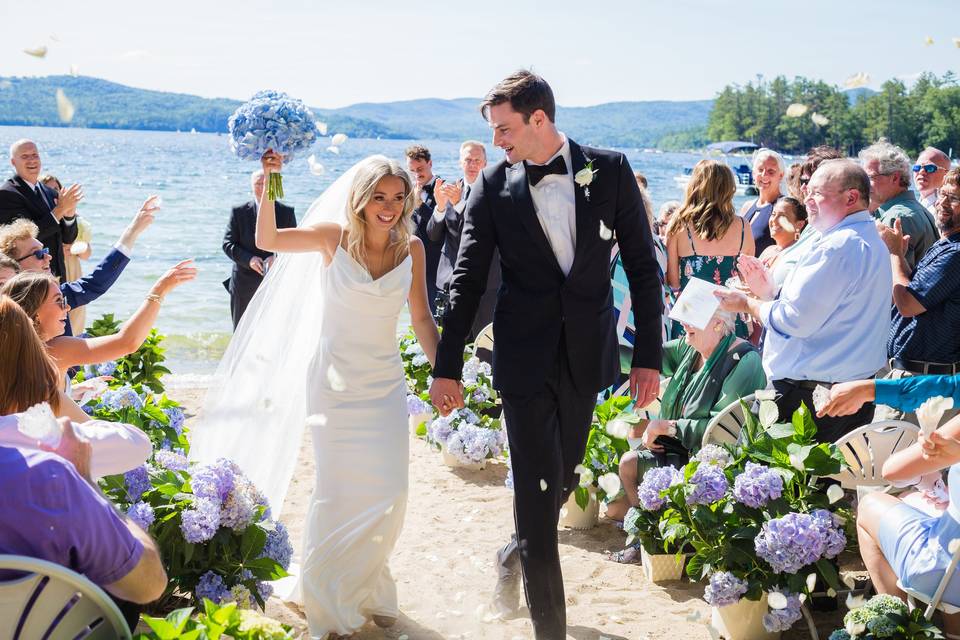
[434,138,662,639]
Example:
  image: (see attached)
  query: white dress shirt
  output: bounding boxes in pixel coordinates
[921,189,939,216]
[527,134,577,275]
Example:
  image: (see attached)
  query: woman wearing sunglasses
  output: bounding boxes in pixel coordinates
[914,147,953,215]
[0,260,195,387]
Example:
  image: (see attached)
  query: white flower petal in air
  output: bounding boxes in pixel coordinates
[949,538,960,554]
[540,479,548,492]
[806,573,818,593]
[307,154,325,176]
[326,145,339,155]
[385,504,395,515]
[827,484,844,504]
[17,402,61,448]
[598,220,613,241]
[843,72,871,89]
[767,591,788,610]
[759,400,779,428]
[69,64,79,77]
[846,593,866,610]
[331,133,348,146]
[50,34,61,42]
[372,535,384,544]
[606,418,631,439]
[811,112,830,127]
[24,45,48,58]
[326,365,346,391]
[755,389,776,401]
[598,472,621,497]
[306,413,328,427]
[316,121,328,136]
[925,36,935,46]
[56,89,75,123]
[785,103,809,118]
[778,216,796,234]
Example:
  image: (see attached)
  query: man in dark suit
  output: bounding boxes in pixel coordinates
[405,145,444,314]
[426,141,500,339]
[222,169,296,329]
[0,139,83,279]
[429,71,662,640]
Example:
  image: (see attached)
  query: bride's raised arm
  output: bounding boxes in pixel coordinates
[407,237,440,367]
[256,150,334,257]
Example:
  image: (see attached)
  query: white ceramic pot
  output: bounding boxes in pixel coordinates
[440,443,486,470]
[408,412,433,434]
[710,593,780,640]
[640,547,686,582]
[558,489,599,529]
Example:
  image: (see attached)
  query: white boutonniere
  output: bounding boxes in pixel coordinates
[574,160,597,200]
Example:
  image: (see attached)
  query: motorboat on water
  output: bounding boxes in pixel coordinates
[673,141,760,197]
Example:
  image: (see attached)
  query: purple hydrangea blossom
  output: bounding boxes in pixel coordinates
[693,444,733,468]
[100,386,144,412]
[195,570,230,604]
[406,394,430,416]
[257,581,274,601]
[733,463,784,508]
[96,361,118,377]
[763,590,803,632]
[163,407,186,435]
[181,497,221,543]
[450,424,505,464]
[154,449,190,472]
[812,509,847,558]
[472,387,491,403]
[124,465,151,502]
[127,501,155,530]
[191,459,239,503]
[638,466,681,511]
[427,413,456,446]
[259,521,293,569]
[755,512,830,573]
[686,464,729,505]
[703,571,749,607]
[462,358,491,385]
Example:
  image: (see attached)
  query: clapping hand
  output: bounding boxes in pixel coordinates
[429,377,465,416]
[152,259,198,297]
[737,255,775,301]
[121,195,161,246]
[876,219,910,258]
[54,183,84,219]
[446,179,463,206]
[434,178,450,211]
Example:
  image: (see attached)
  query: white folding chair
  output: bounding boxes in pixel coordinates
[830,420,920,501]
[0,554,132,640]
[471,323,494,356]
[701,394,755,448]
[900,540,960,620]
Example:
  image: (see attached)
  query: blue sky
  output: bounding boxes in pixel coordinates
[2,0,958,107]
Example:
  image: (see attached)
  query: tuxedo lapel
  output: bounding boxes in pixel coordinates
[569,140,594,274]
[11,176,49,217]
[506,162,563,274]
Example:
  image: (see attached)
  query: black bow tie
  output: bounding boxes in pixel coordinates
[526,155,567,186]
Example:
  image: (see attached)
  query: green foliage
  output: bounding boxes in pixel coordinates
[707,73,960,156]
[837,594,944,639]
[82,313,171,393]
[574,395,634,507]
[135,600,294,639]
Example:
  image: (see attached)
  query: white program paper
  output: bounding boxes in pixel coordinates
[668,278,726,331]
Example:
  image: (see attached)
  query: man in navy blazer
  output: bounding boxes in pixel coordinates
[0,196,159,334]
[0,140,83,280]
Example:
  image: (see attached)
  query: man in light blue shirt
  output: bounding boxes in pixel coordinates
[717,159,892,442]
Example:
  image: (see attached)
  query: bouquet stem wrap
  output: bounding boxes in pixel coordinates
[267,172,284,200]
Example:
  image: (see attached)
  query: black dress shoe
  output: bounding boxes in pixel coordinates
[492,537,521,616]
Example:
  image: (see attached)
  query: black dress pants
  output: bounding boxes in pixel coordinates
[499,342,596,640]
[772,378,874,444]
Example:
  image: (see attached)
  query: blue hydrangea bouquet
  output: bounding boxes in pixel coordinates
[228,90,321,200]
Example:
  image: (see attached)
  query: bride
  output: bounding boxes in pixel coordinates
[191,151,440,638]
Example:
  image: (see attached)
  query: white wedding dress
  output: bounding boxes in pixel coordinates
[299,243,412,635]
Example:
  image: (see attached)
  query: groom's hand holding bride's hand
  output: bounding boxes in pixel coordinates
[630,367,660,408]
[429,377,465,417]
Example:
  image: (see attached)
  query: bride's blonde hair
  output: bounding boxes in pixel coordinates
[345,156,416,270]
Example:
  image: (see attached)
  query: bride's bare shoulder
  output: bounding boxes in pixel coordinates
[306,222,345,251]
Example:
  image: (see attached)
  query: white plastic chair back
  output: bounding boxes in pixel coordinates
[830,420,919,499]
[471,323,494,355]
[0,555,131,640]
[701,394,755,448]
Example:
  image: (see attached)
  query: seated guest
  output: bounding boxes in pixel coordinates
[914,147,953,215]
[0,139,82,279]
[605,308,766,526]
[42,173,94,331]
[0,295,150,477]
[0,421,167,628]
[876,168,960,424]
[1,262,195,382]
[717,159,892,444]
[860,139,938,270]
[405,145,444,313]
[222,169,296,330]
[655,200,680,242]
[739,148,786,256]
[757,197,807,270]
[0,195,159,335]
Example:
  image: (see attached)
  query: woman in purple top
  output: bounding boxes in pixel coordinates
[739,148,786,256]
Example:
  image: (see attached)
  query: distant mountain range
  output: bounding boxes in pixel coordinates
[0,75,714,148]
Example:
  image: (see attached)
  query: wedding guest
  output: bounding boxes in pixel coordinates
[405,145,444,314]
[0,295,150,477]
[716,159,892,443]
[0,254,17,285]
[0,424,167,628]
[665,159,755,338]
[860,139,938,270]
[222,168,296,329]
[874,168,960,424]
[43,174,94,331]
[1,261,196,383]
[656,200,680,241]
[0,194,159,336]
[605,308,765,534]
[914,147,953,215]
[757,197,807,270]
[426,141,500,338]
[634,171,648,189]
[739,148,785,255]
[0,140,82,279]
[639,183,673,343]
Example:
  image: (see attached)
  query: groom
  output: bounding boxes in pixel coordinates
[429,70,662,639]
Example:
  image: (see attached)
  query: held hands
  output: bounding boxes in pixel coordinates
[630,367,659,408]
[249,256,265,275]
[816,380,875,418]
[876,219,910,257]
[261,150,283,176]
[737,255,776,301]
[151,259,198,298]
[429,377,465,417]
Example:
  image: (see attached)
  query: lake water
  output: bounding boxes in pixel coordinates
[0,125,755,374]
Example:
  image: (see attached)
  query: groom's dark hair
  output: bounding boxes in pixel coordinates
[481,70,556,124]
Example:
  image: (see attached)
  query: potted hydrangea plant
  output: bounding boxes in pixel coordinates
[830,594,945,639]
[656,401,850,639]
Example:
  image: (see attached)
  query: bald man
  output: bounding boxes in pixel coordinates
[0,140,81,279]
[914,147,953,215]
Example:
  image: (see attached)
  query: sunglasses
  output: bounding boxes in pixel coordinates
[913,164,942,174]
[51,295,68,310]
[17,247,50,262]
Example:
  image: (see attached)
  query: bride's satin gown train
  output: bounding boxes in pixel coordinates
[300,245,412,637]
